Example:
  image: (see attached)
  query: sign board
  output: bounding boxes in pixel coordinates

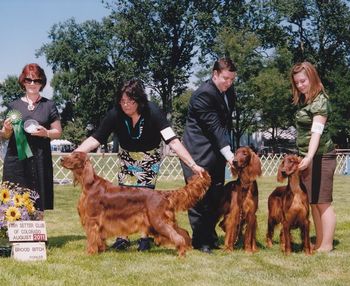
[7,221,47,242]
[11,242,47,261]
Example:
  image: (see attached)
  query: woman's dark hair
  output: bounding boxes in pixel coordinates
[117,79,148,114]
[18,63,47,91]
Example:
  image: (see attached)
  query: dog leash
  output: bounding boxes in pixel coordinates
[234,178,244,246]
[234,208,243,246]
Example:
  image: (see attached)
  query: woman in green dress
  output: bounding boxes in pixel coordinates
[290,61,336,252]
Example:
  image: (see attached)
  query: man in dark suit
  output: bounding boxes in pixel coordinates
[181,58,237,253]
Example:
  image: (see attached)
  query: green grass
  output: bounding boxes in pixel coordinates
[1,176,350,286]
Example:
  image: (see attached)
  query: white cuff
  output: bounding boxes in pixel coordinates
[160,127,176,141]
[220,145,234,162]
[311,122,325,134]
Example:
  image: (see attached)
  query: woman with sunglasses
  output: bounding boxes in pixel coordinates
[75,79,204,251]
[0,63,62,214]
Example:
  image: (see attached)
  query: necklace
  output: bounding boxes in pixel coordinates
[26,94,41,111]
[124,118,145,140]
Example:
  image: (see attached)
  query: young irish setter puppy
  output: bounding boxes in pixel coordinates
[61,152,211,257]
[219,146,262,253]
[266,154,312,255]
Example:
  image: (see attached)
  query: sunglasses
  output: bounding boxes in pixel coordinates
[24,77,42,85]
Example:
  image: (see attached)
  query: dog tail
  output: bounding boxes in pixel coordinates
[166,170,211,212]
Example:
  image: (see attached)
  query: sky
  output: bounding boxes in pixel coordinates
[0,0,110,98]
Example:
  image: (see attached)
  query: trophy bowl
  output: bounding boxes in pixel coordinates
[24,119,39,133]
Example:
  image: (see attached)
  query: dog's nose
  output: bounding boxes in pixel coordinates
[232,160,239,168]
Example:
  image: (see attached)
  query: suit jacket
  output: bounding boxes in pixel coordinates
[182,79,235,179]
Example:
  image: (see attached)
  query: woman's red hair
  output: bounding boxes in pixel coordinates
[290,61,326,105]
[18,63,47,91]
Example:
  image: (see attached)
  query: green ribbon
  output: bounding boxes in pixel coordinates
[12,120,33,160]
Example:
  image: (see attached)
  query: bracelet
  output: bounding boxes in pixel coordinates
[46,130,50,139]
[2,129,12,140]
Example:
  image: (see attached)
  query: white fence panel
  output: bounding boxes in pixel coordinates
[0,152,348,184]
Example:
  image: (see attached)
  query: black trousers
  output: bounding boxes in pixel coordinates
[182,161,226,248]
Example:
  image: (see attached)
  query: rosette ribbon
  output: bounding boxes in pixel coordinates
[7,110,33,160]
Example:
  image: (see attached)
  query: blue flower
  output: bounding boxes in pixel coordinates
[151,163,160,173]
[127,165,143,172]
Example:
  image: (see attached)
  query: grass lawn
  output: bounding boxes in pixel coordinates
[1,175,349,286]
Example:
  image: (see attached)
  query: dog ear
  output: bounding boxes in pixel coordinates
[83,157,95,186]
[247,151,262,180]
[277,159,285,183]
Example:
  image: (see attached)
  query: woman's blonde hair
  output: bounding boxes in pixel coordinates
[290,61,326,105]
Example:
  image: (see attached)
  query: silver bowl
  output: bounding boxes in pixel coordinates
[24,119,39,133]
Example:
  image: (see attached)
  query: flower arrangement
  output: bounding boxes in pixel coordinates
[0,181,40,240]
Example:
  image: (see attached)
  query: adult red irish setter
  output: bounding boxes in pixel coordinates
[266,154,312,255]
[61,152,211,257]
[219,146,262,253]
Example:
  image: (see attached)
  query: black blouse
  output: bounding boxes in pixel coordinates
[92,101,176,152]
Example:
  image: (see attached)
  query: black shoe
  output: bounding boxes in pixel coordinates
[198,245,212,254]
[211,241,220,249]
[111,238,131,250]
[137,238,151,251]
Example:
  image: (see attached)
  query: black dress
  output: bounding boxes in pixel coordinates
[2,97,60,210]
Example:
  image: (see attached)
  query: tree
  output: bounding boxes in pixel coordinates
[37,18,136,141]
[107,0,206,116]
[172,89,192,137]
[61,119,87,147]
[212,28,265,148]
[254,0,350,146]
[0,76,23,112]
[205,0,350,148]
[328,66,350,148]
[34,0,350,148]
[250,66,296,144]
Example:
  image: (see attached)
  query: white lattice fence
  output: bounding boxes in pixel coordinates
[52,153,120,184]
[0,152,348,184]
[260,154,284,176]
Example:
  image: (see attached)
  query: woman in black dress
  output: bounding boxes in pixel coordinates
[0,63,62,212]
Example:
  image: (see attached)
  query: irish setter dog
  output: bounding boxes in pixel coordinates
[219,146,262,253]
[266,154,312,255]
[61,152,211,257]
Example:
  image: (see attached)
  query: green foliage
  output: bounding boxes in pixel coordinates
[109,0,201,115]
[205,0,350,147]
[0,76,23,111]
[9,0,350,147]
[61,119,86,146]
[249,64,296,144]
[172,89,192,137]
[327,66,350,147]
[213,28,264,148]
[37,18,134,131]
[254,0,350,147]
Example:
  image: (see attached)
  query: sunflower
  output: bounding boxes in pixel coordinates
[22,192,30,201]
[25,202,36,214]
[0,188,11,203]
[5,206,21,222]
[13,193,24,207]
